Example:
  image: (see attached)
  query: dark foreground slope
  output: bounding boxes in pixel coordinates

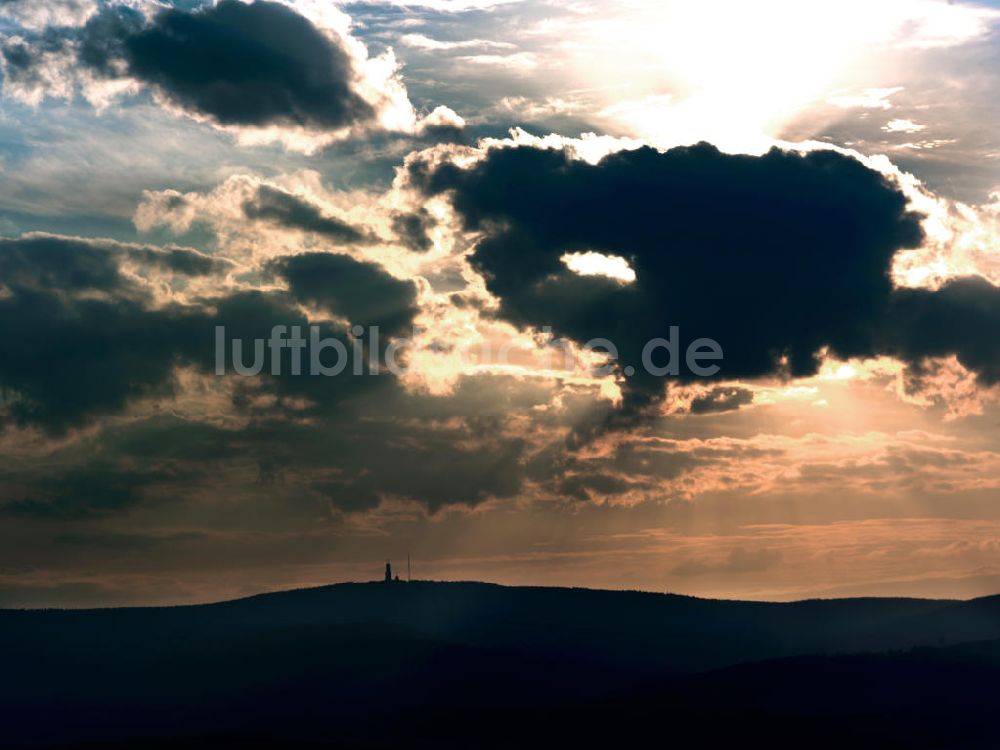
[1,582,999,748]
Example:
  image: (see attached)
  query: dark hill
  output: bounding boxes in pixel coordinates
[2,582,999,748]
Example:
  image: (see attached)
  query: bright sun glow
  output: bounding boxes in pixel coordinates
[570,0,998,153]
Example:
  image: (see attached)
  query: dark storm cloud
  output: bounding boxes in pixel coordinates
[0,234,233,432]
[243,185,375,244]
[0,234,226,288]
[2,1,377,130]
[0,280,207,432]
[0,238,561,518]
[123,0,374,129]
[0,234,394,433]
[885,276,1000,384]
[268,252,419,336]
[690,386,755,415]
[413,142,929,418]
[0,235,124,292]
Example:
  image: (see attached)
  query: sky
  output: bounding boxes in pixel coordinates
[1,0,1000,607]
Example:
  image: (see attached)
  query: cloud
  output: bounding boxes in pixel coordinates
[75,2,143,77]
[127,245,233,277]
[0,255,211,432]
[561,250,636,284]
[885,276,1000,385]
[243,185,376,245]
[391,208,436,252]
[383,0,522,10]
[409,136,1000,428]
[828,87,903,110]
[0,232,405,433]
[1,1,462,151]
[0,0,97,31]
[124,1,374,130]
[134,172,391,259]
[399,33,516,51]
[454,52,537,71]
[898,355,995,421]
[883,119,926,134]
[0,31,77,104]
[0,233,126,293]
[268,251,419,336]
[411,140,926,422]
[689,386,756,415]
[0,232,227,293]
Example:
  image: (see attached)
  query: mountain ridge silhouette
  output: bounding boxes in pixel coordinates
[3,581,1000,748]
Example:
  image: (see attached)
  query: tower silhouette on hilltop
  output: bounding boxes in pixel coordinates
[384,560,392,583]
